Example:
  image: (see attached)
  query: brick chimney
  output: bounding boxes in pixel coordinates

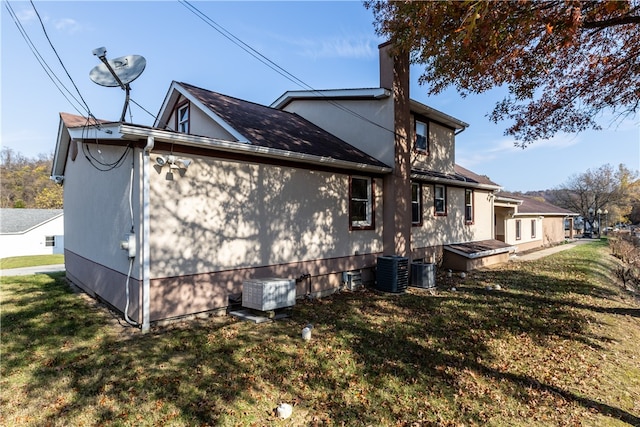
[379,41,412,259]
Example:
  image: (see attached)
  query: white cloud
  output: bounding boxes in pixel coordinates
[54,18,82,34]
[15,8,36,22]
[301,37,376,59]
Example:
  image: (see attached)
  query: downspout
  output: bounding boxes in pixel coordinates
[142,136,154,333]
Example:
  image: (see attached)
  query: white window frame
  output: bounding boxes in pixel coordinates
[350,176,373,229]
[415,120,428,153]
[45,236,55,247]
[465,189,474,224]
[177,103,189,133]
[531,219,537,238]
[411,182,422,225]
[434,184,446,215]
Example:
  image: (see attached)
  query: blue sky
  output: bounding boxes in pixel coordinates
[2,0,638,192]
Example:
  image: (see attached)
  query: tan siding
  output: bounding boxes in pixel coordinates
[149,155,384,278]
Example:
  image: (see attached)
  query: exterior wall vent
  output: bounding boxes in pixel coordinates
[342,270,362,291]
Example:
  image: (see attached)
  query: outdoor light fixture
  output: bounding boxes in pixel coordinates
[155,154,191,171]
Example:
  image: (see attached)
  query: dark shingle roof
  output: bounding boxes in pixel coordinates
[499,192,577,216]
[411,164,500,187]
[178,82,389,169]
[1,209,63,234]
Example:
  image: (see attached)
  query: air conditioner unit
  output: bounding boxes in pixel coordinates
[411,262,436,289]
[376,256,409,293]
[242,278,296,311]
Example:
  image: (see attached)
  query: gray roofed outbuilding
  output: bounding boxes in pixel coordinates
[0,209,63,234]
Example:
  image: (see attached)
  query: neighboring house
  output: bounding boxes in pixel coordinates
[51,42,517,329]
[0,209,64,259]
[494,191,578,252]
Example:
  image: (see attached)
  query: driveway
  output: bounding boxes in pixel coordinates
[0,264,65,277]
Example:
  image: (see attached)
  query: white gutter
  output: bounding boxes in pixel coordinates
[120,124,392,174]
[141,136,153,333]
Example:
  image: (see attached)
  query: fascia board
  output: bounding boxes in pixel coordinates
[410,99,469,130]
[270,88,391,109]
[52,119,70,177]
[119,124,392,174]
[153,81,181,129]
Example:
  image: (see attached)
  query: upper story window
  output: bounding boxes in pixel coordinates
[434,184,446,216]
[411,182,422,226]
[415,120,428,153]
[465,189,474,224]
[177,103,189,133]
[349,176,374,230]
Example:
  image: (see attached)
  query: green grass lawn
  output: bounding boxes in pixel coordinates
[0,254,64,270]
[1,241,639,426]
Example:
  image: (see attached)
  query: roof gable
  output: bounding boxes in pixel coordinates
[161,82,389,169]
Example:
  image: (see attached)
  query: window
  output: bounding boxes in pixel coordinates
[516,219,522,240]
[434,184,446,215]
[45,236,55,247]
[465,189,474,224]
[411,182,422,225]
[350,176,373,229]
[415,120,428,152]
[177,103,189,133]
[531,219,537,238]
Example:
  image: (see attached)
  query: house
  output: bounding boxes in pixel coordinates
[52,83,392,330]
[272,42,511,271]
[0,209,64,259]
[52,42,513,330]
[494,191,578,252]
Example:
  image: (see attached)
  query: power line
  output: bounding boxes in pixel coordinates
[178,0,400,139]
[4,1,86,116]
[28,0,95,119]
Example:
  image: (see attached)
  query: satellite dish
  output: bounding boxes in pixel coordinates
[89,54,146,87]
[89,47,147,122]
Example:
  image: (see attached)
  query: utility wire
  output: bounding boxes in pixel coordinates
[29,0,95,119]
[4,1,86,116]
[178,0,401,139]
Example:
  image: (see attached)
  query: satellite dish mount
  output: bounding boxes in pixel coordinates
[89,47,146,122]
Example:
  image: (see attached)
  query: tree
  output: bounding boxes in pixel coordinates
[365,1,640,145]
[549,164,639,231]
[0,147,63,208]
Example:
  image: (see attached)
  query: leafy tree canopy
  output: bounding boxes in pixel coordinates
[549,163,639,226]
[365,0,640,145]
[1,148,63,209]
